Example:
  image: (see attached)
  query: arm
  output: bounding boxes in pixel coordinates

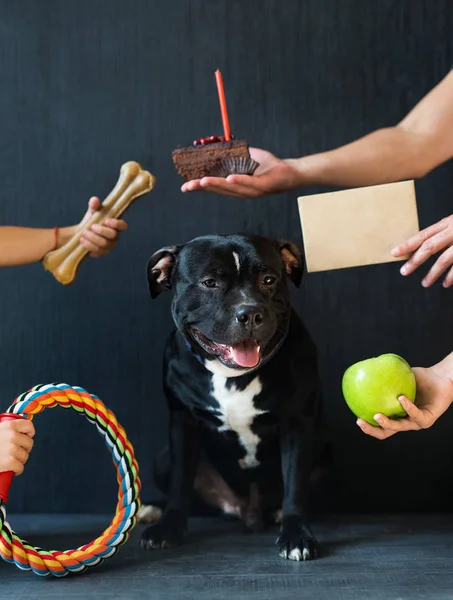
[0,226,79,266]
[290,69,453,187]
[358,352,453,440]
[0,197,128,267]
[182,70,453,196]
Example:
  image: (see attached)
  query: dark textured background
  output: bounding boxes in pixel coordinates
[0,0,452,514]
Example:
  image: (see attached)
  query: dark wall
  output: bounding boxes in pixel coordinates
[0,0,452,514]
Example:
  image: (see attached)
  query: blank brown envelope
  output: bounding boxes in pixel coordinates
[297,180,420,273]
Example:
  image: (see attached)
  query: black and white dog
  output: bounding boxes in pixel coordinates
[139,234,332,561]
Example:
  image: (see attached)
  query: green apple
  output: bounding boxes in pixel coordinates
[342,353,416,426]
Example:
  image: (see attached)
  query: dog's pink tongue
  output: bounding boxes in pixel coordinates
[230,340,260,368]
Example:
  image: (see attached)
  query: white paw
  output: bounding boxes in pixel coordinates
[279,546,312,562]
[137,504,163,524]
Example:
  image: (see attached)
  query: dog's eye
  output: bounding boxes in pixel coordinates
[202,278,217,288]
[263,275,276,286]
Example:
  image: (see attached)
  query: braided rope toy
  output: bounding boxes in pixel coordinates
[0,383,141,577]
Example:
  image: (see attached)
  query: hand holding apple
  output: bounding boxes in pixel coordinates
[342,353,453,441]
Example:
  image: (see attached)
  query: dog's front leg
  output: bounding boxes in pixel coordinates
[277,417,318,561]
[141,411,200,550]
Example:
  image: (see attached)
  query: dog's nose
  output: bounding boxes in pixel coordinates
[236,305,264,328]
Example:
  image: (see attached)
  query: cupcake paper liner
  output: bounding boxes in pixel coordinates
[207,157,260,178]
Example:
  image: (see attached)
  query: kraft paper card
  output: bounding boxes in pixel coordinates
[298,180,419,273]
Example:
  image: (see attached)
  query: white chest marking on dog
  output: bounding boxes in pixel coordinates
[210,373,265,469]
[232,251,240,273]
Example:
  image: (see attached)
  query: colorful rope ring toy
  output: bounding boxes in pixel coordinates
[0,383,141,577]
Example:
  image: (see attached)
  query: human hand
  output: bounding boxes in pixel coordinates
[74,196,128,258]
[180,148,303,198]
[392,215,453,288]
[357,365,453,440]
[0,419,35,475]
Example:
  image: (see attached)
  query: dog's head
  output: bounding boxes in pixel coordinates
[147,234,303,375]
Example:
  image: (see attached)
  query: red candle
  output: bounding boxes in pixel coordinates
[215,70,231,141]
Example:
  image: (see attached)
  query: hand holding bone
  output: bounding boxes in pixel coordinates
[77,196,128,258]
[43,161,156,285]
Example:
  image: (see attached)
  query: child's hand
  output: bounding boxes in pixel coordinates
[78,197,128,257]
[0,419,35,475]
[59,197,129,258]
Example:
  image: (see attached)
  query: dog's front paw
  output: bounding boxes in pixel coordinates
[277,515,318,561]
[140,510,187,550]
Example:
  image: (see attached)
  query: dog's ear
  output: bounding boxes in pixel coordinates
[278,240,304,287]
[147,245,182,299]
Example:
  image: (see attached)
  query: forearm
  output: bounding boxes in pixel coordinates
[286,126,433,188]
[0,226,75,267]
[287,71,453,189]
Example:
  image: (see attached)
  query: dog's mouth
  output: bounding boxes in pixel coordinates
[189,328,262,369]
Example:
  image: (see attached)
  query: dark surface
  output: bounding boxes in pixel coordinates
[2,514,453,599]
[0,0,453,514]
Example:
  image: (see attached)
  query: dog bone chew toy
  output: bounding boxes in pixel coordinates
[43,161,156,285]
[0,383,141,577]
